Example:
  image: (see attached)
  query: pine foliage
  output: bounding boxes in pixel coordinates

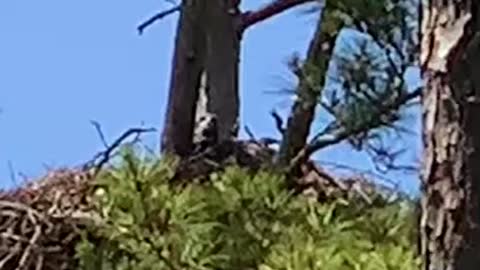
[75,147,420,270]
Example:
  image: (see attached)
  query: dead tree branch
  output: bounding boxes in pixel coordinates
[240,0,315,31]
[244,125,257,141]
[137,5,181,35]
[90,120,108,148]
[85,126,156,176]
[270,109,285,134]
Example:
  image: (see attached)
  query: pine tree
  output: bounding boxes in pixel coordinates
[275,0,420,178]
[419,1,480,269]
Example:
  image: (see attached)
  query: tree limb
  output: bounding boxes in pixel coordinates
[137,5,181,35]
[90,120,109,148]
[244,125,257,140]
[270,109,285,134]
[85,127,156,176]
[240,0,315,31]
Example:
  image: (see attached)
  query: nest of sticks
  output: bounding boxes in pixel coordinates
[0,168,100,270]
[0,129,401,269]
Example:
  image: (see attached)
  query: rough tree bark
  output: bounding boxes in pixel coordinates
[161,0,314,157]
[202,0,242,141]
[161,0,241,156]
[420,1,480,269]
[274,5,341,174]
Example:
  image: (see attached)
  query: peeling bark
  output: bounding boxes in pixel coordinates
[420,1,480,269]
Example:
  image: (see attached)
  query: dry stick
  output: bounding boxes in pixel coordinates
[7,161,18,187]
[90,121,109,148]
[309,162,348,190]
[0,194,78,269]
[88,127,156,176]
[0,201,45,222]
[137,0,316,36]
[0,201,42,269]
[35,254,44,270]
[137,5,181,34]
[244,125,257,141]
[270,109,285,134]
[17,224,41,269]
[240,0,315,31]
[0,244,19,269]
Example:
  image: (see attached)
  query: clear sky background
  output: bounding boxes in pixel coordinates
[0,0,421,195]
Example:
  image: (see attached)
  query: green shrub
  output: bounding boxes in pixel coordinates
[75,146,420,270]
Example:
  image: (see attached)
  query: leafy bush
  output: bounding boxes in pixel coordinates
[75,146,420,270]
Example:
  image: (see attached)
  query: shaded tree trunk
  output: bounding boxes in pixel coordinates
[203,0,241,141]
[420,1,480,269]
[274,6,341,175]
[161,0,241,157]
[161,0,317,157]
[161,0,206,157]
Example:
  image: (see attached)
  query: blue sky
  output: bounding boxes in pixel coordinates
[0,0,421,194]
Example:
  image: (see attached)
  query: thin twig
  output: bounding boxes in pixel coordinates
[270,110,285,134]
[0,243,19,269]
[244,125,257,141]
[90,120,109,148]
[137,5,181,35]
[17,224,41,268]
[7,161,17,187]
[86,127,156,176]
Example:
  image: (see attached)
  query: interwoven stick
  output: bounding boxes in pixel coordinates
[0,169,97,270]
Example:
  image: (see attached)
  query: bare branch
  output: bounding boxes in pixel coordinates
[270,109,285,134]
[240,0,315,31]
[85,127,156,175]
[90,120,108,148]
[244,125,257,140]
[7,161,17,187]
[137,5,181,35]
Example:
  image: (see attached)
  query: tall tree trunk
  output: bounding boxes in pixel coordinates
[274,6,340,175]
[161,0,241,156]
[161,0,206,157]
[200,0,241,142]
[420,1,480,269]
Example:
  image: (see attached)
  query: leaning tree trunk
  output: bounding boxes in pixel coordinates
[161,0,241,156]
[274,5,340,175]
[420,1,480,269]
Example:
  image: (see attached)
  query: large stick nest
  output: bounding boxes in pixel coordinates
[0,168,99,270]
[0,139,399,269]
